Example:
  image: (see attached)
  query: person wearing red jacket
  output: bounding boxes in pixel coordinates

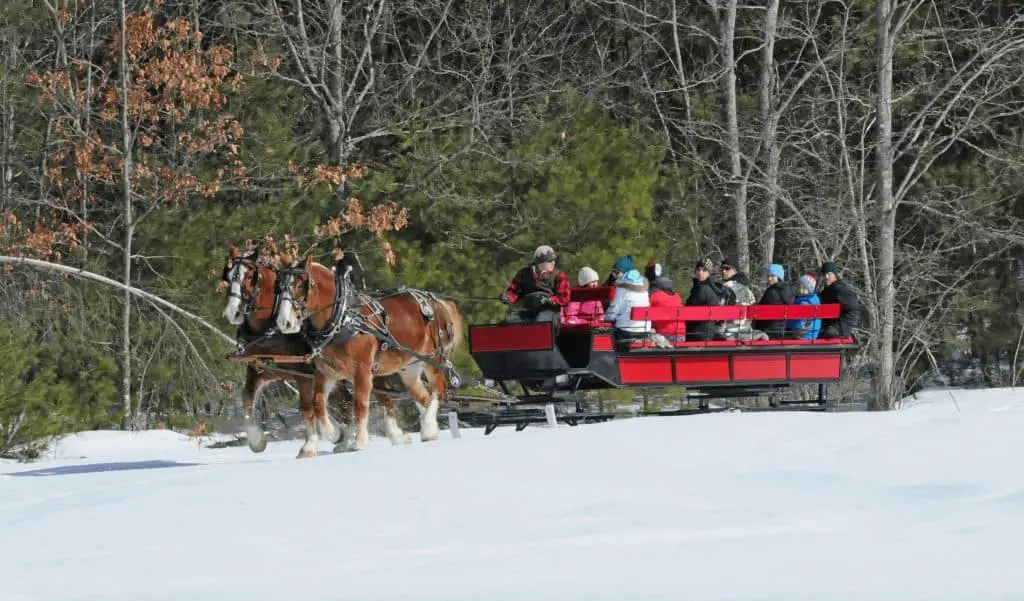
[644,261,685,341]
[500,245,571,324]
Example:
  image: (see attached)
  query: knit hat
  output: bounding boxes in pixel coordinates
[644,260,663,282]
[798,274,817,293]
[577,266,600,286]
[612,255,635,273]
[768,264,785,280]
[533,245,556,264]
[696,257,714,272]
[819,261,838,276]
[620,269,644,286]
[645,261,673,291]
[721,254,739,270]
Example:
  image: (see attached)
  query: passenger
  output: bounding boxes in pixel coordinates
[644,261,685,341]
[720,254,751,287]
[604,255,635,286]
[785,274,821,340]
[684,257,727,341]
[499,245,571,325]
[562,266,605,327]
[602,268,652,343]
[718,262,757,340]
[818,261,861,339]
[754,263,795,339]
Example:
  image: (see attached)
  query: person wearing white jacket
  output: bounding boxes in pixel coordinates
[603,268,652,337]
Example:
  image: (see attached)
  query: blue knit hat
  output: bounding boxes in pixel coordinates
[613,255,635,273]
[620,269,644,285]
[768,264,785,279]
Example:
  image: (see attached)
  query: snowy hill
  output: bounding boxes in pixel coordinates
[3,387,1024,601]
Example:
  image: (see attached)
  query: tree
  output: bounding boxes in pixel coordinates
[16,5,251,427]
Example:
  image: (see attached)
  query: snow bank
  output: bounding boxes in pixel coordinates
[899,385,1024,414]
[1,387,1023,601]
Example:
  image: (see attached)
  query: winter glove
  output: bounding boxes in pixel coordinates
[522,292,550,311]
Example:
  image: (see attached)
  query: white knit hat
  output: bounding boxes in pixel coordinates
[577,266,599,286]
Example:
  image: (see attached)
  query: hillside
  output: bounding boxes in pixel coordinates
[2,387,1023,600]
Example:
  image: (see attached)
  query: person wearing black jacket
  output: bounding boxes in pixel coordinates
[684,257,727,341]
[720,254,751,287]
[818,261,860,339]
[754,263,795,339]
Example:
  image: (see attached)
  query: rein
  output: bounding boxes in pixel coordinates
[431,293,503,303]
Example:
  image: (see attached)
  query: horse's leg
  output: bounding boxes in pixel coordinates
[398,363,439,442]
[425,363,450,404]
[331,382,354,453]
[378,393,412,446]
[349,366,373,451]
[421,364,449,442]
[242,366,271,453]
[296,377,320,459]
[314,378,343,445]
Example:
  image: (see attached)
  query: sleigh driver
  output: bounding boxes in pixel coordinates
[499,245,572,325]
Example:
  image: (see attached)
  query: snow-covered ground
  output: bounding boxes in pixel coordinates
[3,388,1024,601]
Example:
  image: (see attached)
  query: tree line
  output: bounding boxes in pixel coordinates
[2,0,1023,452]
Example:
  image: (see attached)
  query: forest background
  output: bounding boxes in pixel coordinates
[2,0,1023,453]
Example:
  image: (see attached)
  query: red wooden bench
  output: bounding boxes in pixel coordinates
[560,286,616,333]
[568,285,615,304]
[628,304,851,345]
[615,303,854,386]
[630,303,841,324]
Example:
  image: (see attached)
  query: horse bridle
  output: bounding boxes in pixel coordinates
[223,258,281,322]
[278,263,355,323]
[277,265,313,320]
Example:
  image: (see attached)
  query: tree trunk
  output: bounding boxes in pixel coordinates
[118,0,136,429]
[872,0,897,411]
[719,0,749,273]
[327,0,346,165]
[0,54,12,212]
[758,0,780,274]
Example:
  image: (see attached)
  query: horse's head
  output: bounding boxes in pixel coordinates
[221,246,280,329]
[277,254,347,335]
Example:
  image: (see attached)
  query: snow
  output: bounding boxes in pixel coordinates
[3,388,1024,601]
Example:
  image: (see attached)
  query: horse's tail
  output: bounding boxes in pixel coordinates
[437,299,465,357]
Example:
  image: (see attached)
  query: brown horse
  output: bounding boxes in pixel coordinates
[222,247,414,457]
[220,246,329,454]
[275,254,465,455]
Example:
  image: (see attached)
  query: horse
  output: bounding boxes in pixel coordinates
[223,246,426,457]
[275,254,465,455]
[221,246,331,454]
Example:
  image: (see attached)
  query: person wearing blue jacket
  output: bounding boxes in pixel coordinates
[786,274,821,340]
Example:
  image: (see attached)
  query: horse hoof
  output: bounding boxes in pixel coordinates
[296,448,317,459]
[245,424,267,453]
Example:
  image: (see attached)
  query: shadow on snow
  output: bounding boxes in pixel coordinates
[6,460,199,477]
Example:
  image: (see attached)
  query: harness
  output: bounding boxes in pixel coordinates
[280,265,462,389]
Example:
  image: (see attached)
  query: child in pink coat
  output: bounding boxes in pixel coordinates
[562,266,606,326]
